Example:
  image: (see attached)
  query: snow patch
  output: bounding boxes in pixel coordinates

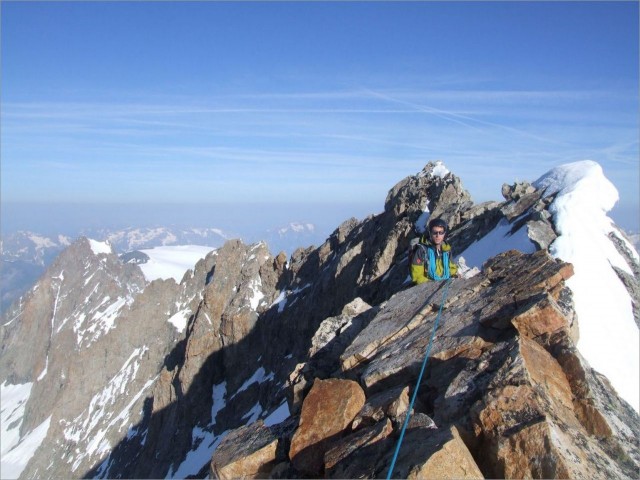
[460,218,537,269]
[1,382,51,479]
[241,402,263,423]
[269,283,311,313]
[271,291,288,313]
[138,245,213,282]
[89,239,113,256]
[211,381,227,426]
[167,428,229,480]
[1,382,33,457]
[231,367,275,400]
[264,401,291,427]
[431,161,450,178]
[0,415,51,479]
[72,296,131,346]
[248,276,265,311]
[168,309,191,333]
[62,348,156,472]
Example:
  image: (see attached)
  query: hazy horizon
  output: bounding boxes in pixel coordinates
[2,190,638,241]
[0,200,380,239]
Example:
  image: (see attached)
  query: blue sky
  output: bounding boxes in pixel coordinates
[1,1,638,234]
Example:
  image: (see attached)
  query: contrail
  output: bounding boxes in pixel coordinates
[362,87,569,146]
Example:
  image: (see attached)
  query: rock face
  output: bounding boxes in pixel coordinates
[211,420,278,480]
[289,378,365,476]
[1,162,638,479]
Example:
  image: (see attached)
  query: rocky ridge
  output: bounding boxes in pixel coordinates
[1,162,638,479]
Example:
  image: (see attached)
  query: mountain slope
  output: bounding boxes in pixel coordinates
[1,161,638,479]
[1,223,328,315]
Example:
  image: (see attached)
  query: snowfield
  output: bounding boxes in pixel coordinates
[137,245,214,282]
[1,382,51,479]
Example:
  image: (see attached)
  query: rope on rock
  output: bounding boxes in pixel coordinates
[385,279,452,479]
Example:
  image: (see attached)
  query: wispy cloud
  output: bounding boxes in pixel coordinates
[2,84,638,210]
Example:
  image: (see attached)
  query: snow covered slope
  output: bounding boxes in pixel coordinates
[534,161,639,411]
[137,245,214,282]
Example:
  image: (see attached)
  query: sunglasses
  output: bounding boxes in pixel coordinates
[431,230,445,236]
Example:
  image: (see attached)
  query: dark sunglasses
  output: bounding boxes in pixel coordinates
[431,230,445,236]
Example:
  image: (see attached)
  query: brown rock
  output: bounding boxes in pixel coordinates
[473,364,628,478]
[573,400,613,437]
[520,336,574,412]
[274,251,287,274]
[407,426,484,479]
[387,425,483,479]
[324,418,393,474]
[211,420,278,480]
[351,385,409,429]
[511,293,570,339]
[289,378,366,476]
[496,421,571,479]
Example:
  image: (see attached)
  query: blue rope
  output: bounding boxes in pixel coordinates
[386,279,451,479]
[427,248,450,281]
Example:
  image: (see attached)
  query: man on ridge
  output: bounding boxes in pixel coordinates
[409,218,458,284]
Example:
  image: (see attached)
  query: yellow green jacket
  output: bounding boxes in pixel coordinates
[409,238,458,284]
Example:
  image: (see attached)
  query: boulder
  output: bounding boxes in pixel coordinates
[352,385,409,429]
[289,378,366,476]
[406,426,484,479]
[211,420,278,480]
[324,418,393,476]
[383,425,483,479]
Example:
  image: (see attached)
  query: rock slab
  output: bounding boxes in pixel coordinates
[289,378,366,476]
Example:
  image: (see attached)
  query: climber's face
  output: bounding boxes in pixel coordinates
[431,228,445,247]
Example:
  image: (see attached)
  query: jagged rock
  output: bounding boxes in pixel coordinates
[308,298,371,359]
[287,362,310,416]
[324,418,393,477]
[331,246,637,478]
[289,378,366,476]
[274,251,287,274]
[211,420,278,480]
[449,202,504,255]
[351,385,409,429]
[608,231,640,327]
[341,297,372,317]
[479,250,574,330]
[419,162,474,229]
[470,333,633,479]
[510,292,572,340]
[526,216,558,250]
[304,298,377,382]
[501,181,536,201]
[501,188,544,221]
[349,424,483,479]
[457,256,481,279]
[404,426,484,479]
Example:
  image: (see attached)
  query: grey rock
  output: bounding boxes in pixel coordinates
[608,231,640,327]
[211,420,278,480]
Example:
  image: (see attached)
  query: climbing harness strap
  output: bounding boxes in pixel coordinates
[428,247,450,281]
[386,279,452,479]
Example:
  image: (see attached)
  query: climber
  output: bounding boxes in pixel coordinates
[409,218,458,283]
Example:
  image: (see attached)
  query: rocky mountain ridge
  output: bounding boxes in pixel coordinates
[1,223,321,314]
[1,161,638,479]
